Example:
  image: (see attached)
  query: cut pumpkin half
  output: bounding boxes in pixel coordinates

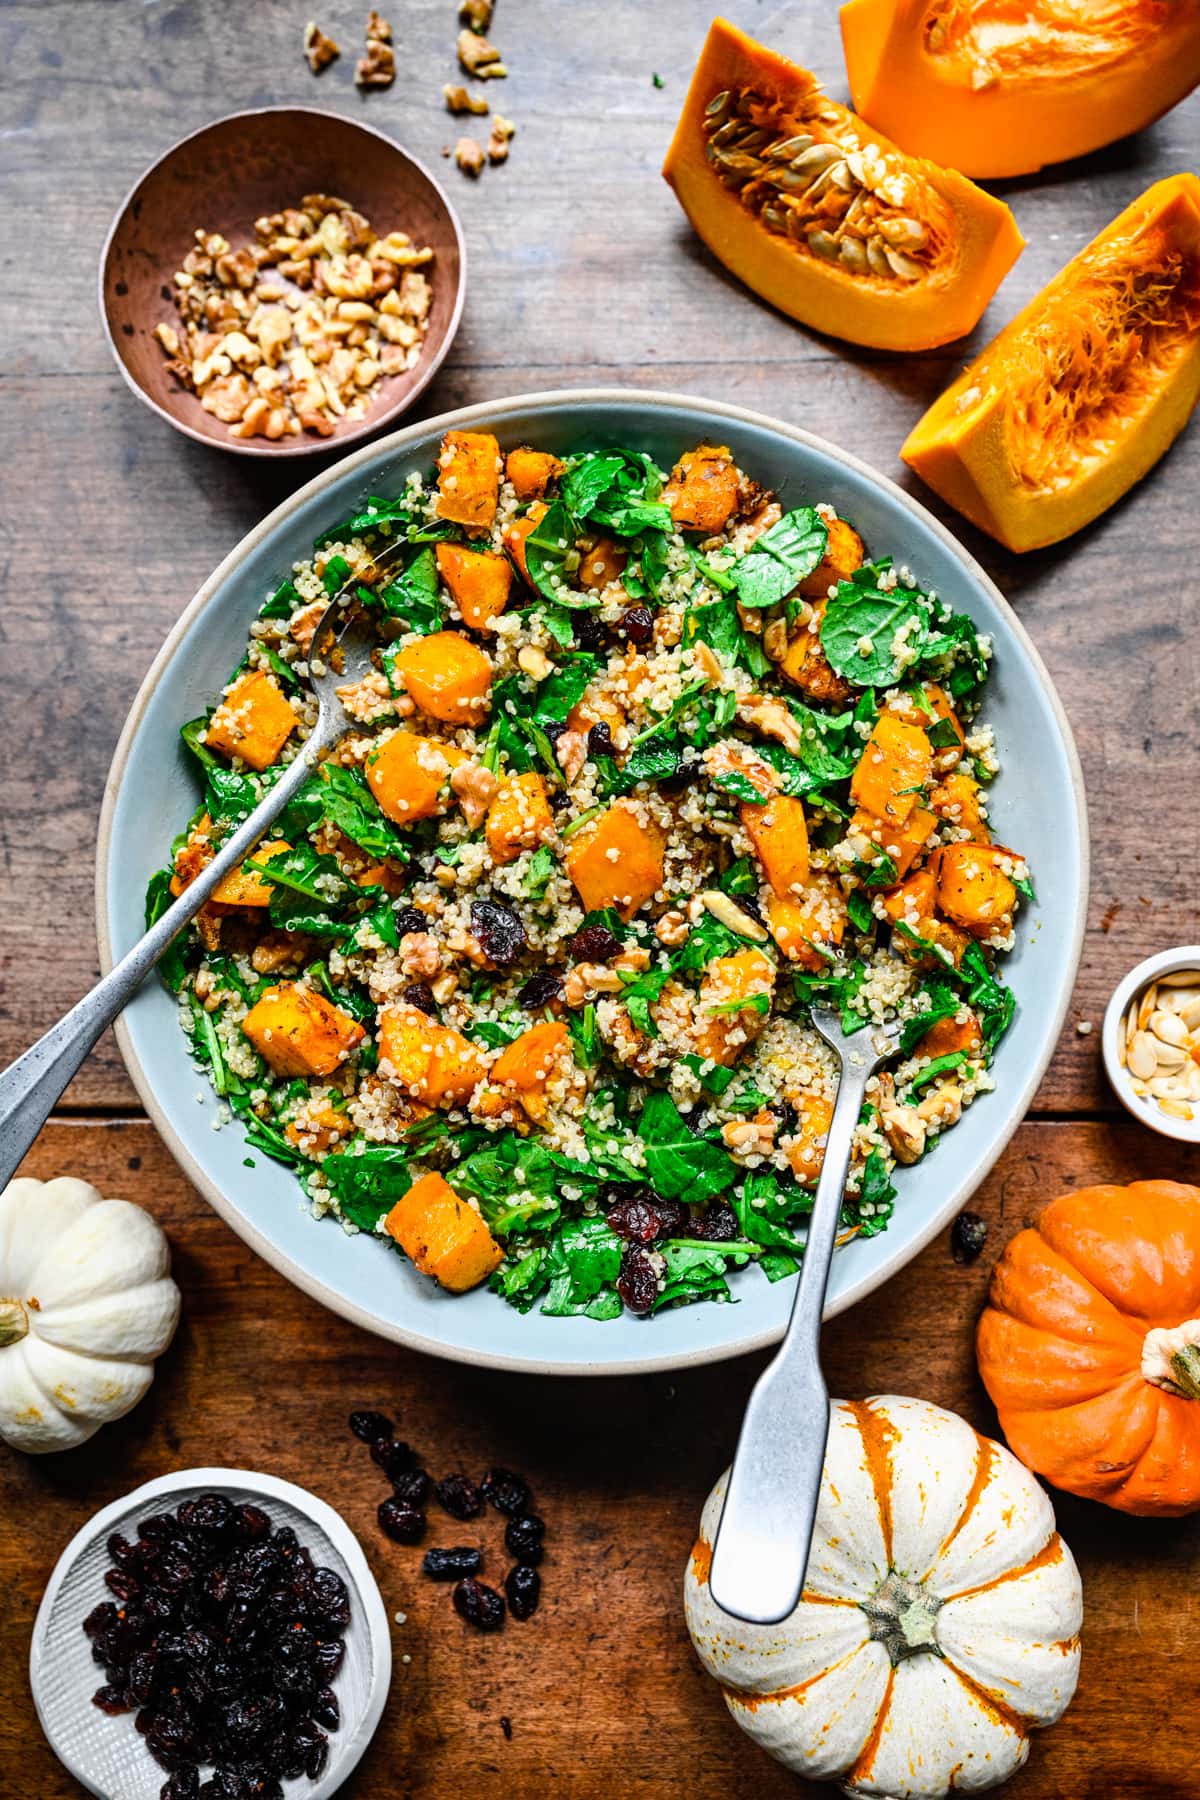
[902,175,1200,552]
[662,16,1024,353]
[842,0,1200,179]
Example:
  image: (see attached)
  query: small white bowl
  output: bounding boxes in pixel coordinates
[30,1467,391,1799]
[1102,946,1200,1144]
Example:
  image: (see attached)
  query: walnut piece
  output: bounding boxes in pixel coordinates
[365,9,392,41]
[457,28,506,76]
[488,114,515,163]
[356,37,395,86]
[304,21,340,71]
[444,83,490,114]
[459,0,494,28]
[454,137,486,178]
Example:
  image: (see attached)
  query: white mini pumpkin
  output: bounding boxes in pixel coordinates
[0,1176,181,1453]
[685,1395,1082,1799]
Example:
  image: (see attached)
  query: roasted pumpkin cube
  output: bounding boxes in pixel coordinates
[766,875,847,970]
[565,683,625,737]
[378,1004,486,1107]
[366,731,465,824]
[796,517,865,597]
[779,607,853,705]
[664,443,740,532]
[881,868,969,968]
[503,501,546,584]
[918,1009,983,1060]
[385,1171,502,1293]
[935,842,1018,938]
[565,800,666,919]
[211,839,292,907]
[853,803,937,880]
[850,714,932,826]
[890,682,965,770]
[389,631,492,726]
[436,429,501,532]
[284,1097,351,1155]
[171,813,214,896]
[505,446,564,500]
[242,984,365,1078]
[786,1092,834,1186]
[695,949,776,1066]
[931,769,989,839]
[578,536,629,592]
[435,541,513,634]
[742,793,810,899]
[356,859,406,895]
[205,670,298,772]
[485,772,554,865]
[490,1020,569,1123]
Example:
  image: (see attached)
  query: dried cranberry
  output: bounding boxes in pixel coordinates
[658,753,701,794]
[504,1514,545,1565]
[616,1243,659,1314]
[620,604,654,644]
[951,1211,987,1264]
[393,904,426,935]
[453,1577,506,1632]
[471,898,527,967]
[84,1601,119,1638]
[107,1532,138,1568]
[308,1567,351,1628]
[178,1494,234,1538]
[234,1503,271,1541]
[571,612,608,652]
[434,1474,482,1520]
[567,922,620,963]
[314,1638,345,1679]
[161,1770,200,1800]
[586,720,614,758]
[392,1468,431,1506]
[481,1467,531,1518]
[312,1686,340,1731]
[138,1511,179,1541]
[377,1496,426,1544]
[691,1201,739,1242]
[422,1545,483,1581]
[370,1437,418,1478]
[505,1563,542,1620]
[348,1408,393,1444]
[92,1682,133,1714]
[607,1192,684,1243]
[540,718,567,742]
[402,981,437,1014]
[105,1568,141,1601]
[519,968,563,1010]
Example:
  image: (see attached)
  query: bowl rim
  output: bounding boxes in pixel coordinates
[95,386,1089,1375]
[97,104,467,459]
[29,1465,391,1798]
[1101,945,1200,1143]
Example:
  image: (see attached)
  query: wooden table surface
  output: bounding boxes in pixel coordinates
[2,2,1198,1795]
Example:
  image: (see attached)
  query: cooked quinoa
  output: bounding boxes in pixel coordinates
[148,433,1029,1319]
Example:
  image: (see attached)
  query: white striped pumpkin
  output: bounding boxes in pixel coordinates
[685,1396,1082,1797]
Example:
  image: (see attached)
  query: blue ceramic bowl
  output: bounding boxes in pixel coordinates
[97,391,1088,1374]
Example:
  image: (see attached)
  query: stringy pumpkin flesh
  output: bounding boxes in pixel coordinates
[923,0,1177,83]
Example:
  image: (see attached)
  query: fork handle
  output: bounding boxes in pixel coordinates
[0,744,320,1194]
[706,1049,878,1624]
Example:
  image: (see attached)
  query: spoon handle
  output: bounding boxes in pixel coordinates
[0,745,319,1193]
[706,1046,878,1625]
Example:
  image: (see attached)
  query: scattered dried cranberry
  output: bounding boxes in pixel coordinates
[951,1211,988,1264]
[348,1409,393,1444]
[504,1515,545,1565]
[519,968,563,1010]
[620,604,654,644]
[481,1467,531,1518]
[91,1682,132,1714]
[235,1503,271,1542]
[177,1494,234,1537]
[691,1201,740,1242]
[541,718,567,742]
[312,1686,340,1731]
[434,1474,483,1520]
[586,720,614,758]
[505,1563,542,1620]
[422,1546,483,1581]
[402,981,437,1015]
[370,1438,418,1479]
[393,904,426,935]
[567,922,620,963]
[471,898,528,967]
[161,1769,199,1800]
[607,1192,685,1243]
[657,753,701,794]
[616,1243,659,1314]
[377,1497,426,1545]
[391,1469,431,1507]
[453,1577,506,1632]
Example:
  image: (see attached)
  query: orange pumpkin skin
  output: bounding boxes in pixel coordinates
[977,1182,1200,1516]
[903,177,1200,552]
[661,17,1023,353]
[841,0,1200,180]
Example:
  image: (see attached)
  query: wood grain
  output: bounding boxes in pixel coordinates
[4,1120,1200,1800]
[2,1,1200,1795]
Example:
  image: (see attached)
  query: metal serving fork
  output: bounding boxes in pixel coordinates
[0,587,386,1194]
[707,1007,901,1625]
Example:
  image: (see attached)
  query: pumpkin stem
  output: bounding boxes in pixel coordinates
[1142,1320,1200,1398]
[859,1570,943,1666]
[0,1298,29,1347]
[1169,1345,1200,1401]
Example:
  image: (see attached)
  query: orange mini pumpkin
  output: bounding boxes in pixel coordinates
[977,1181,1200,1516]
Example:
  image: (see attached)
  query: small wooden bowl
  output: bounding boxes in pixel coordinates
[100,107,465,458]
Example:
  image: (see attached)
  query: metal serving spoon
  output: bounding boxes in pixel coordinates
[0,588,384,1194]
[707,1007,900,1625]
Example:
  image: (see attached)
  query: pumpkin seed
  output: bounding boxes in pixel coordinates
[705,90,731,119]
[738,129,771,151]
[1180,997,1200,1031]
[701,890,769,943]
[1138,983,1158,1031]
[711,149,762,181]
[828,160,855,192]
[1188,1064,1200,1100]
[866,235,892,278]
[1151,1008,1189,1047]
[1158,1098,1195,1121]
[801,165,841,202]
[1148,1074,1189,1100]
[806,229,841,261]
[878,215,929,251]
[883,245,924,280]
[839,235,868,272]
[708,118,745,148]
[1127,1031,1159,1080]
[761,205,790,233]
[1159,969,1200,987]
[789,142,844,177]
[1153,1042,1189,1072]
[763,134,815,161]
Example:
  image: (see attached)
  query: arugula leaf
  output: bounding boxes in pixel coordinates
[897,981,960,1055]
[316,763,410,860]
[524,845,556,899]
[145,871,188,993]
[204,766,263,831]
[180,715,222,773]
[530,653,598,725]
[904,1050,969,1096]
[851,1149,897,1236]
[187,993,229,1096]
[539,1217,623,1317]
[248,843,358,937]
[323,1146,412,1231]
[525,501,595,608]
[820,582,929,687]
[313,493,415,551]
[681,1052,735,1096]
[732,507,828,609]
[561,454,629,520]
[260,578,302,620]
[706,991,770,1018]
[686,546,736,593]
[378,547,443,635]
[847,889,875,934]
[672,910,745,972]
[321,554,352,596]
[683,594,765,678]
[654,1239,754,1310]
[631,678,708,747]
[638,1090,736,1203]
[720,857,757,897]
[568,1003,601,1068]
[621,966,672,1037]
[711,768,768,806]
[594,739,685,799]
[926,715,962,751]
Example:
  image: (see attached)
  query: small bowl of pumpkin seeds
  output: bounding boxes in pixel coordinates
[1103,947,1200,1142]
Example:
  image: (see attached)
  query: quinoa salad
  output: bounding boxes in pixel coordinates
[147,431,1031,1321]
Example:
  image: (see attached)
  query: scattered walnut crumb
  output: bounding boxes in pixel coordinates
[488,113,515,162]
[457,28,506,76]
[304,21,340,72]
[454,137,486,177]
[366,8,392,41]
[357,35,395,86]
[460,0,494,29]
[444,83,490,114]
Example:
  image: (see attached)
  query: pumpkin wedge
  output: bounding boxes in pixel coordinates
[842,0,1200,179]
[662,17,1023,352]
[902,176,1200,551]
